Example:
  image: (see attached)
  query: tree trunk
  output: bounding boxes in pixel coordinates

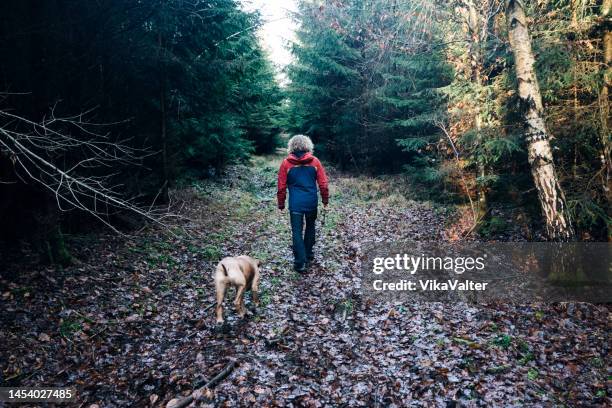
[41,197,71,266]
[603,0,612,19]
[466,1,488,219]
[599,0,612,216]
[458,1,489,218]
[571,0,579,28]
[505,0,574,240]
[158,31,169,203]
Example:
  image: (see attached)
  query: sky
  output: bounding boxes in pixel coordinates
[240,0,299,81]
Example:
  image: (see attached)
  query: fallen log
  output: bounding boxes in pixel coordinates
[166,360,238,408]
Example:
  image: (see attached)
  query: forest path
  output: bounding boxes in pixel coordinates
[0,153,608,407]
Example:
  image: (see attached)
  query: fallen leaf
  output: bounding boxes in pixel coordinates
[166,398,180,408]
[125,314,141,322]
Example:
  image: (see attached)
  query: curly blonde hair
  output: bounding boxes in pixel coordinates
[287,134,314,154]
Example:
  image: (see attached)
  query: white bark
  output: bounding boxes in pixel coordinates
[505,0,574,240]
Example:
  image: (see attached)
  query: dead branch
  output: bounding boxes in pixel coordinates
[0,107,175,234]
[167,360,238,408]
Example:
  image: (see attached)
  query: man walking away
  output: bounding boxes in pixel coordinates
[277,135,329,272]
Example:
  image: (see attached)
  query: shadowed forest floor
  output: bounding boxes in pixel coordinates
[1,154,609,407]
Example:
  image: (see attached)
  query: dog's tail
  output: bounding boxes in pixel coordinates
[220,263,228,276]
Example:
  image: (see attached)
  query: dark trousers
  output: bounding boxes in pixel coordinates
[290,210,317,267]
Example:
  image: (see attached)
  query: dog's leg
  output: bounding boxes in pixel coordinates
[215,280,226,324]
[234,284,246,318]
[251,271,260,307]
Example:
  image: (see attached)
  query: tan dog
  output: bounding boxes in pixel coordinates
[214,256,261,323]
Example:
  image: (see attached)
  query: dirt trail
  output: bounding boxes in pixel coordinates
[0,154,609,407]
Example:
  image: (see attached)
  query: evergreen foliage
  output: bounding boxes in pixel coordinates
[0,0,283,244]
[286,0,452,171]
[0,0,609,247]
[286,0,609,239]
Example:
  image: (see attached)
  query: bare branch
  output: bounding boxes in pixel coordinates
[0,107,175,235]
[434,118,479,223]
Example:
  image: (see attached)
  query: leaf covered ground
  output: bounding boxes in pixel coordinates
[1,154,609,407]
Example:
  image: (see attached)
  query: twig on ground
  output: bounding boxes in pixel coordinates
[167,360,238,408]
[88,326,109,340]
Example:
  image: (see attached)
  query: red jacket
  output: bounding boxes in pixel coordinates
[277,152,329,211]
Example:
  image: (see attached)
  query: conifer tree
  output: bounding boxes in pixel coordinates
[0,0,283,245]
[287,0,451,172]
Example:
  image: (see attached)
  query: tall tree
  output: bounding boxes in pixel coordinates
[0,0,284,255]
[288,0,450,172]
[505,0,574,240]
[600,0,611,207]
[451,0,505,217]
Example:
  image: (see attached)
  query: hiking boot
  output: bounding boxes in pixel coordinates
[294,263,306,273]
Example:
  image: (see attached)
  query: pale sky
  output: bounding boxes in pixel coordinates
[240,0,298,81]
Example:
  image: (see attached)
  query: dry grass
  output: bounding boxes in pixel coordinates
[335,174,416,207]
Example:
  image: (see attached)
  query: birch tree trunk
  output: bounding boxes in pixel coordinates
[600,0,611,209]
[505,0,574,240]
